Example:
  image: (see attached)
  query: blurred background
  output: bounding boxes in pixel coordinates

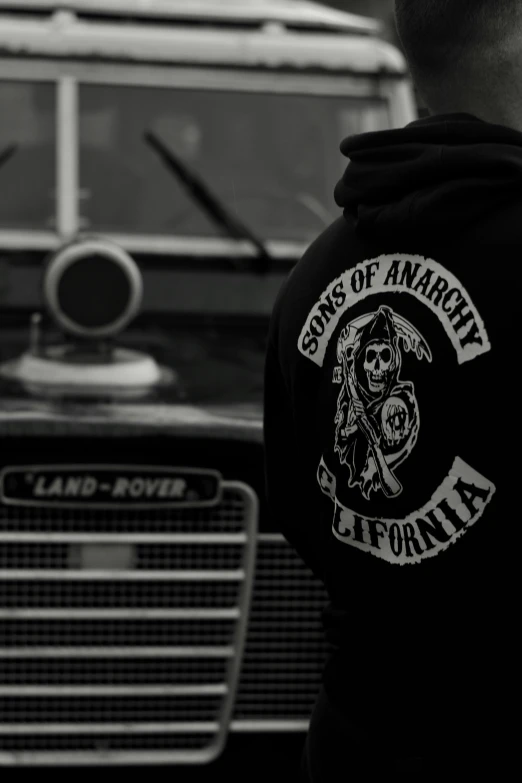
[0,4,418,778]
[326,0,426,114]
[326,0,398,43]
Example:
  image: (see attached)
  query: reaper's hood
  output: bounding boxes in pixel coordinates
[334,113,522,239]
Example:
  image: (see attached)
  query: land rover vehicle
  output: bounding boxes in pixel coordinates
[0,0,416,768]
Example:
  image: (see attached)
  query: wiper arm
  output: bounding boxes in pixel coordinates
[144,130,272,274]
[0,143,17,171]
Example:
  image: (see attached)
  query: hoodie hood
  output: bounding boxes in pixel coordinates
[334,113,522,238]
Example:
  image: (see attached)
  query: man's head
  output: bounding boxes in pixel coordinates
[395,0,522,121]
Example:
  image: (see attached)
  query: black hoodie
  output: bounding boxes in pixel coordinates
[264,114,520,741]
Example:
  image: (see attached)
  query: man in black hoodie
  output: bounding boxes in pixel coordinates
[264,0,520,779]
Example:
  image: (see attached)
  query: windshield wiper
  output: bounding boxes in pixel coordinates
[144,130,272,274]
[0,143,17,171]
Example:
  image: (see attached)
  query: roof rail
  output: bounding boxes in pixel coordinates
[0,0,381,34]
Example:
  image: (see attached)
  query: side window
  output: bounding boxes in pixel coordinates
[335,100,391,194]
[0,81,56,231]
[338,102,391,137]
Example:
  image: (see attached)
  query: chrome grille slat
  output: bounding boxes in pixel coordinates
[0,723,220,735]
[0,609,240,619]
[0,534,248,543]
[0,751,218,767]
[0,481,258,765]
[0,646,236,658]
[0,570,245,581]
[0,685,228,696]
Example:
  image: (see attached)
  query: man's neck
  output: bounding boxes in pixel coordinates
[428,96,522,134]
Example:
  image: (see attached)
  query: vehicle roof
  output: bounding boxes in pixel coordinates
[0,1,407,74]
[0,0,380,33]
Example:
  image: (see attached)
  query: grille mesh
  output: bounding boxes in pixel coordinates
[0,543,244,570]
[236,538,328,720]
[0,483,257,765]
[0,619,236,646]
[0,581,239,608]
[0,658,227,686]
[0,734,211,752]
[1,696,223,723]
[0,503,245,533]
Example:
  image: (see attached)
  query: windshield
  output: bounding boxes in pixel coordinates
[78,85,389,243]
[0,80,56,231]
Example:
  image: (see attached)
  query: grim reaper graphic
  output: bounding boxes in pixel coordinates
[334,306,432,500]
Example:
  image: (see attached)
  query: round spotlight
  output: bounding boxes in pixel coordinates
[43,238,143,338]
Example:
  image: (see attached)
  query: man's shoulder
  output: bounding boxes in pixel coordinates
[271,216,356,339]
[277,217,355,307]
[298,216,355,271]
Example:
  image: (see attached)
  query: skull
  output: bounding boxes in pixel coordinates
[363,341,393,393]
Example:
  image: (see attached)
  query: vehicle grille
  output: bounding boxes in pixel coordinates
[0,482,258,766]
[234,535,329,728]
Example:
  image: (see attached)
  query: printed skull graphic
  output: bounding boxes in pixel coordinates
[364,342,394,393]
[334,306,432,500]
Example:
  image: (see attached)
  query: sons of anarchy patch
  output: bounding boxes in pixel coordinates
[299,254,495,566]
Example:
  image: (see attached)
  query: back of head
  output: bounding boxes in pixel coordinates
[394,0,522,114]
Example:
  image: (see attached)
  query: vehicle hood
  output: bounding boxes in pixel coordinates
[0,320,265,438]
